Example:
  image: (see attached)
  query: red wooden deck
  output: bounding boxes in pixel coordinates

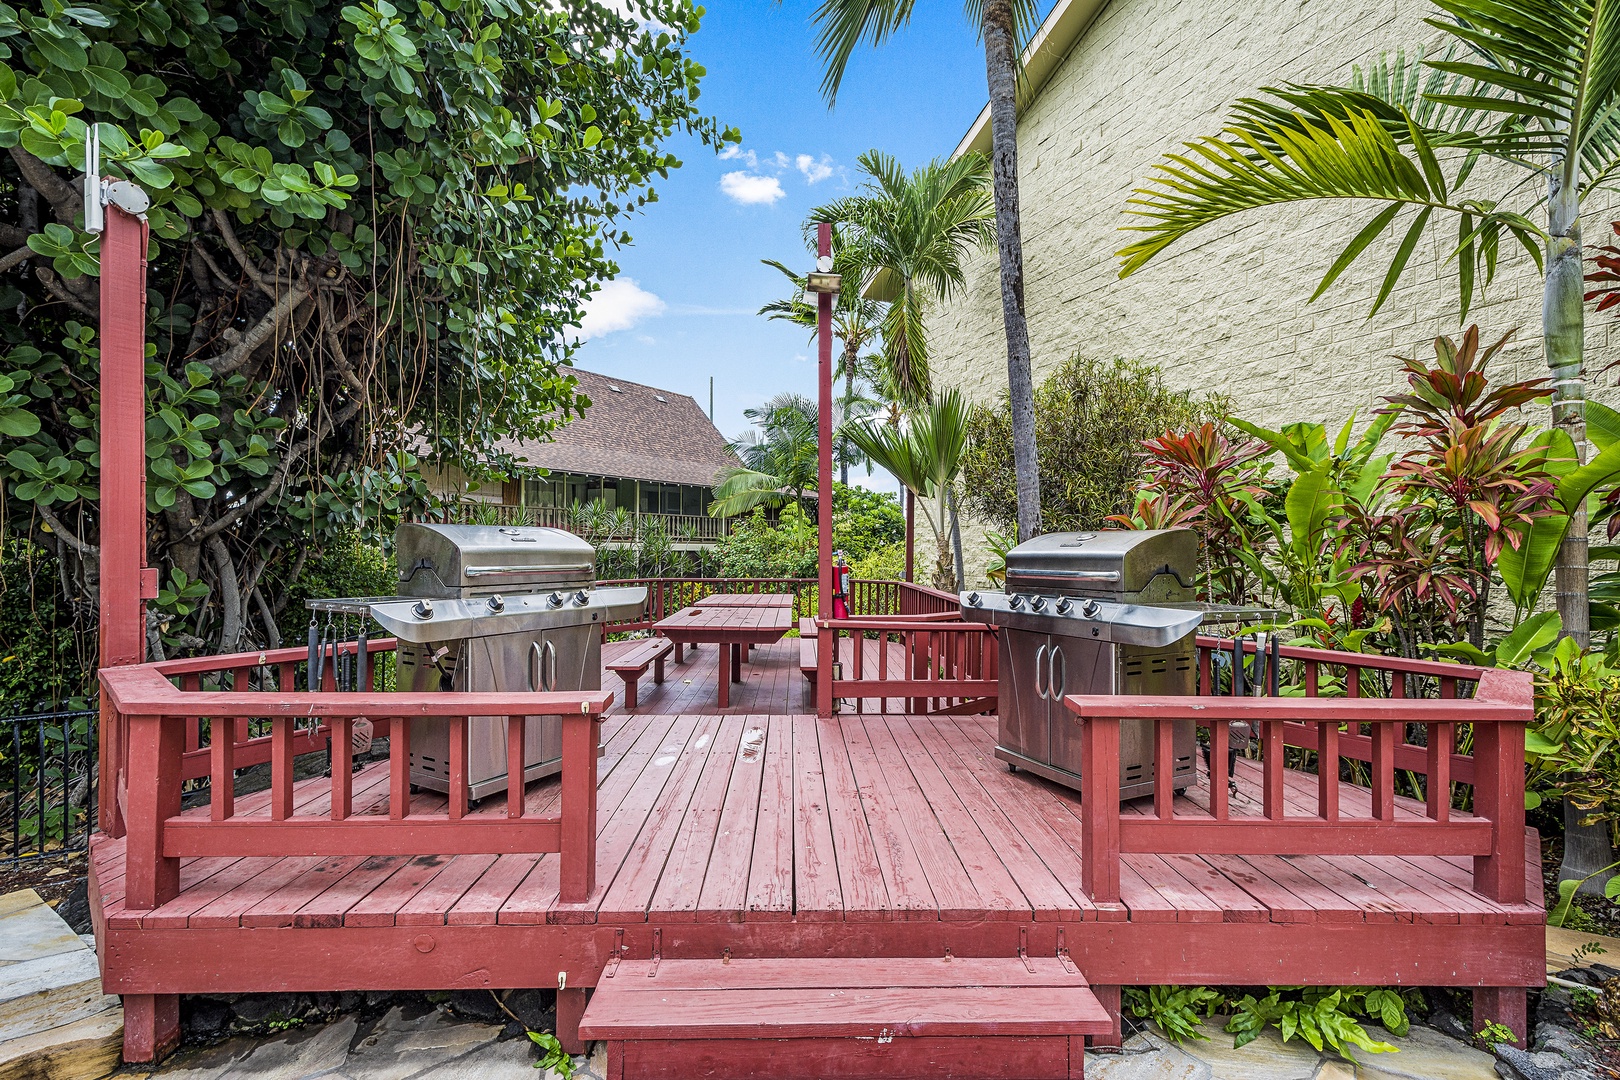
[92,637,1541,978]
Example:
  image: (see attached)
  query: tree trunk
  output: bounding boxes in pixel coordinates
[840,347,854,487]
[1547,175,1588,648]
[948,485,965,592]
[980,0,1041,543]
[1561,799,1616,895]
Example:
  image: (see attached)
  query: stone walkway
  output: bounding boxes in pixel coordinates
[117,1004,1506,1080]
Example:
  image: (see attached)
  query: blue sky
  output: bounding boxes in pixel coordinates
[570,1,1014,492]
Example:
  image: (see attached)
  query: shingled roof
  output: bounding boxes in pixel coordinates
[494,368,739,488]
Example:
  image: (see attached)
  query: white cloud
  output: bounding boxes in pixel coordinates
[796,154,835,184]
[769,151,790,170]
[718,145,757,165]
[579,277,665,339]
[720,171,785,206]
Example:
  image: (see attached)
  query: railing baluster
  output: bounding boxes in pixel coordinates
[330,717,352,820]
[1262,719,1284,820]
[210,717,234,821]
[390,717,410,821]
[1209,721,1229,820]
[1347,666,1361,698]
[1427,721,1453,823]
[1198,646,1212,696]
[1318,720,1340,821]
[271,717,293,821]
[507,716,525,819]
[1305,660,1319,697]
[1372,720,1396,821]
[1154,719,1174,821]
[448,716,468,820]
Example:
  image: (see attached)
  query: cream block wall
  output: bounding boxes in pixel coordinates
[929,0,1620,586]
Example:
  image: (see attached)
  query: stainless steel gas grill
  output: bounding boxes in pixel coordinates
[311,523,646,801]
[959,529,1204,801]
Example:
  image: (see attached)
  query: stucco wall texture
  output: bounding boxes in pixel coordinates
[928,0,1620,585]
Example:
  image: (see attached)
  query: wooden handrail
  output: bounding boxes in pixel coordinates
[99,660,610,915]
[816,616,996,718]
[1062,665,1532,908]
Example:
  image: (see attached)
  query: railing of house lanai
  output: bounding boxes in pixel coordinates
[420,504,731,542]
[98,642,609,914]
[1064,637,1535,908]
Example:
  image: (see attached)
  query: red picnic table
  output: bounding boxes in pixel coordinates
[653,603,793,707]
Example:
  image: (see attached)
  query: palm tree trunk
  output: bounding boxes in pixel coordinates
[980,0,1041,543]
[841,346,855,486]
[1546,175,1614,890]
[948,485,965,592]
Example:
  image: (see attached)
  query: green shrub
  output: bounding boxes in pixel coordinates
[960,356,1222,535]
[712,506,818,580]
[850,543,906,582]
[0,538,89,712]
[832,484,904,562]
[266,533,396,647]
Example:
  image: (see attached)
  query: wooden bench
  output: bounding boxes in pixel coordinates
[579,955,1112,1080]
[607,637,675,709]
[798,617,818,685]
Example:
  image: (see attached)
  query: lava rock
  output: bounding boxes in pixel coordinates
[446,989,506,1023]
[364,989,399,1009]
[182,997,233,1039]
[55,877,92,934]
[232,993,311,1026]
[503,989,555,1031]
[1429,1007,1472,1042]
[1493,1045,1575,1080]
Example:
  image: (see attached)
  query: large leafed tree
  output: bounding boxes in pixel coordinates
[0,0,734,668]
[812,0,1044,542]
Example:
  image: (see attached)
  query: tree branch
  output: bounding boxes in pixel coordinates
[8,146,81,223]
[34,267,97,319]
[36,503,98,556]
[211,209,277,298]
[0,223,28,248]
[201,282,310,375]
[0,245,32,275]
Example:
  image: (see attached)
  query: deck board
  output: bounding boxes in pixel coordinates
[95,637,1544,942]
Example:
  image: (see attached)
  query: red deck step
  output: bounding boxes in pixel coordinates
[578,955,1112,1080]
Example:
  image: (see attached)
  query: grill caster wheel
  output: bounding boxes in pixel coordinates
[1007,763,1018,774]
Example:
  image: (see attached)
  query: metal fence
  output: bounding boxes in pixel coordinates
[2,709,97,866]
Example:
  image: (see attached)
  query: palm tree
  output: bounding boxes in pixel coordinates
[1115,4,1620,887]
[710,397,821,518]
[812,151,996,410]
[814,0,1044,543]
[760,231,886,483]
[846,389,972,591]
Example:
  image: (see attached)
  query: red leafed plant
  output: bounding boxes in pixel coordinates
[1584,221,1620,315]
[1131,423,1270,604]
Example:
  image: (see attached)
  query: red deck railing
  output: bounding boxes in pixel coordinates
[98,643,610,913]
[1065,637,1533,907]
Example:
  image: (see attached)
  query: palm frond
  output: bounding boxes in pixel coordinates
[812,0,915,105]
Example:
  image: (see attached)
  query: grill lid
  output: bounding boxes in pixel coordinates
[396,523,595,596]
[1003,529,1196,601]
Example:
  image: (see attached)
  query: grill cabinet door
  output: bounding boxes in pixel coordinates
[997,629,1050,765]
[1044,635,1112,784]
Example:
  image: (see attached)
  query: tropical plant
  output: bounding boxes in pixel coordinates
[1225,987,1403,1058]
[760,228,887,485]
[961,356,1219,537]
[812,0,1043,541]
[1123,985,1225,1043]
[712,397,821,518]
[811,151,995,409]
[1117,5,1620,652]
[846,389,972,591]
[0,0,733,660]
[1127,423,1270,605]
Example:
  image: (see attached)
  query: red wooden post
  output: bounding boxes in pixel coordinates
[330,716,352,821]
[123,994,180,1064]
[557,985,589,1055]
[1474,987,1528,1050]
[507,716,526,818]
[1472,720,1527,904]
[96,192,152,842]
[1208,720,1228,820]
[124,714,181,912]
[1318,721,1339,822]
[1371,720,1396,821]
[210,717,234,821]
[1262,720,1284,820]
[1077,712,1120,903]
[815,221,834,624]
[816,621,834,718]
[390,718,410,820]
[1089,983,1122,1049]
[447,716,467,821]
[560,712,600,904]
[1153,719,1174,820]
[1427,721,1453,823]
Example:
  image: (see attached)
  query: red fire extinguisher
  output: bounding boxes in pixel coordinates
[831,550,851,620]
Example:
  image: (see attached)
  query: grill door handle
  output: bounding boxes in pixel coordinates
[1050,645,1066,701]
[528,641,542,693]
[1034,643,1049,700]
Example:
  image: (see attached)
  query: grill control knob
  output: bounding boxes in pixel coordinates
[966,592,981,607]
[547,592,564,607]
[1055,597,1072,615]
[486,595,505,613]
[411,599,434,620]
[1030,595,1047,611]
[1008,594,1025,610]
[1081,598,1101,619]
[573,590,589,606]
